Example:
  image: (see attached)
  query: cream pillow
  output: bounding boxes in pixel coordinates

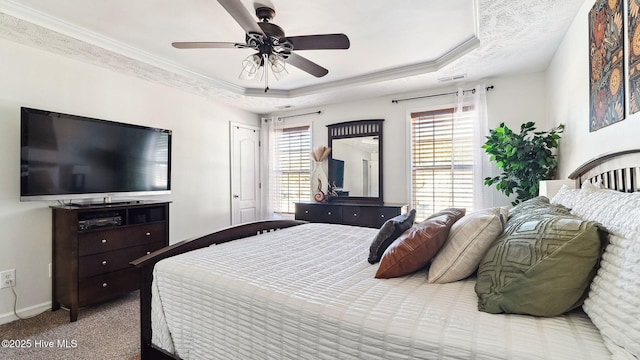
[550,184,581,208]
[551,181,604,209]
[427,207,508,284]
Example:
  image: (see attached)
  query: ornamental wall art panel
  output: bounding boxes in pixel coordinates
[629,0,640,114]
[589,0,625,131]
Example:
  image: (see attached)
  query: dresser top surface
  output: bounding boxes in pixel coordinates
[295,201,407,208]
[51,200,171,211]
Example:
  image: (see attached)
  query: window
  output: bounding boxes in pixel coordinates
[411,108,474,221]
[274,125,311,213]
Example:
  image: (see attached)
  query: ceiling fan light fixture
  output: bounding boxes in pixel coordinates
[269,53,288,80]
[239,53,263,80]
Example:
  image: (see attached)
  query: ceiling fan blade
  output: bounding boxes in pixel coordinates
[286,52,329,78]
[287,34,350,50]
[217,0,265,36]
[172,42,246,49]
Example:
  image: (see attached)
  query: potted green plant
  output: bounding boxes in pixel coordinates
[482,122,564,205]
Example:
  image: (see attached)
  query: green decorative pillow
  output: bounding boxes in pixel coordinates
[508,196,571,225]
[475,213,606,316]
[368,209,416,264]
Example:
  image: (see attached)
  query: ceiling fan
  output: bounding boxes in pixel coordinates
[172,0,350,91]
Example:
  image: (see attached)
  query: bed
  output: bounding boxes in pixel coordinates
[132,149,640,360]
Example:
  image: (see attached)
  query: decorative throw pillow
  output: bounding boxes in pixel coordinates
[368,209,416,264]
[427,207,508,284]
[569,187,640,358]
[507,196,571,229]
[375,208,465,279]
[475,211,606,316]
[550,185,582,209]
[551,181,604,209]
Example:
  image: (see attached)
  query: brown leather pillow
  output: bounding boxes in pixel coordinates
[375,208,466,279]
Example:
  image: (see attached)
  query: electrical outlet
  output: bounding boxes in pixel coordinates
[0,269,16,289]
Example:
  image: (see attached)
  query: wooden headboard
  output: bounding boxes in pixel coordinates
[568,149,640,192]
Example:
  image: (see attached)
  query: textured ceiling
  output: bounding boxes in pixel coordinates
[0,0,584,113]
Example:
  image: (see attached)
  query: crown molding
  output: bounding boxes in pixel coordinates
[0,0,244,94]
[291,36,480,98]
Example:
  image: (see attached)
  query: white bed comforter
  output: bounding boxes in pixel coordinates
[151,223,609,360]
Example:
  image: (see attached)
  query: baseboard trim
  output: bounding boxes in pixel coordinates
[0,301,52,325]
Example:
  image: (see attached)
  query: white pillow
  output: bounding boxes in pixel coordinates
[581,179,604,194]
[551,181,604,209]
[550,184,581,208]
[427,207,508,284]
[569,189,640,358]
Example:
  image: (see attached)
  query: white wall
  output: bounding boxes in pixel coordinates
[272,72,549,209]
[548,0,640,177]
[0,38,259,323]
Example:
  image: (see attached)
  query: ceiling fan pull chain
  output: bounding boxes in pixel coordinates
[264,54,269,92]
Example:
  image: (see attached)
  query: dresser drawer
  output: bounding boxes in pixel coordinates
[79,241,165,278]
[342,206,398,228]
[295,203,342,224]
[78,268,140,306]
[341,206,365,226]
[78,223,166,256]
[377,207,404,227]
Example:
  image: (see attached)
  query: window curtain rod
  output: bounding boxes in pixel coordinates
[391,85,494,104]
[275,110,322,121]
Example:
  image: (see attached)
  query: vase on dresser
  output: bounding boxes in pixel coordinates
[311,161,329,202]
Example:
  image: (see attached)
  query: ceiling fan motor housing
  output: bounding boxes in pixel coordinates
[246,21,291,56]
[255,6,276,21]
[257,22,285,39]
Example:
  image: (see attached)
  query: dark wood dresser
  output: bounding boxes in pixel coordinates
[51,201,169,321]
[295,202,408,228]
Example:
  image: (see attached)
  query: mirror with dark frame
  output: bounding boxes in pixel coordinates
[327,119,383,203]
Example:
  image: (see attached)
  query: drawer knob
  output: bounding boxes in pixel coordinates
[101,239,107,244]
[146,232,151,236]
[381,214,385,218]
[146,251,151,255]
[327,211,332,215]
[101,260,107,265]
[102,283,108,288]
[305,210,309,214]
[353,213,357,217]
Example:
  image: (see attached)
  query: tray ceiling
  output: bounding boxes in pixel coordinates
[0,0,584,113]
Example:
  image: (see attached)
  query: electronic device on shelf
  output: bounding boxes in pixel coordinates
[78,215,123,230]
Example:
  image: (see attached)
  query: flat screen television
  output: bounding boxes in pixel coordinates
[20,107,172,203]
[329,158,345,188]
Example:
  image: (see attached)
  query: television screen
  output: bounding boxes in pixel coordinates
[20,107,171,201]
[330,158,345,188]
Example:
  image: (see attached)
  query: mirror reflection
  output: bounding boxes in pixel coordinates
[329,136,380,197]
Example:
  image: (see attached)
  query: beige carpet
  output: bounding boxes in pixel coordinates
[0,291,140,360]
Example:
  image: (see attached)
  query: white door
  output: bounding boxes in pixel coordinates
[230,123,260,225]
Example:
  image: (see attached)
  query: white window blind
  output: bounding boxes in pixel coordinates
[274,125,311,213]
[411,108,474,221]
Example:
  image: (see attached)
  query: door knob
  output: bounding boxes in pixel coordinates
[233,194,239,199]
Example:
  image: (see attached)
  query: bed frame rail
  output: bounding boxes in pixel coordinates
[568,149,640,192]
[130,219,307,360]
